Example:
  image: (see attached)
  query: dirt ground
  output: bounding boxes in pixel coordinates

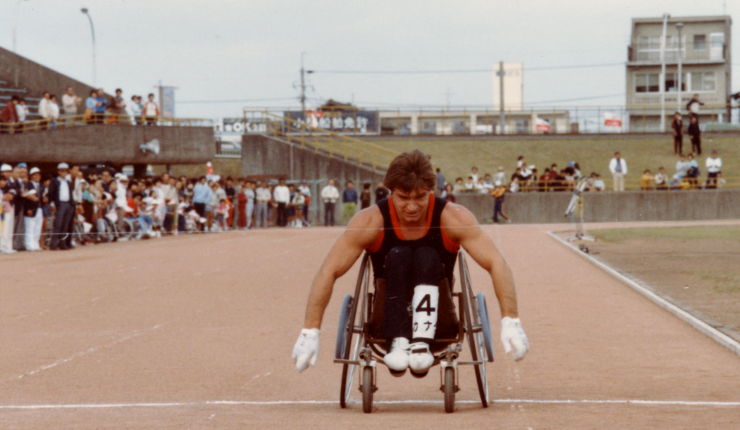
[1,222,739,429]
[579,230,740,336]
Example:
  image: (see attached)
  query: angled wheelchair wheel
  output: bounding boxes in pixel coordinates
[476,293,495,362]
[458,251,490,408]
[339,254,370,409]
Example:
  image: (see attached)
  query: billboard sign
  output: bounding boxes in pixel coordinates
[160,86,176,118]
[284,109,379,135]
[215,117,268,135]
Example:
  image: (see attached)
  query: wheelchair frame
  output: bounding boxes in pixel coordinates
[334,250,495,413]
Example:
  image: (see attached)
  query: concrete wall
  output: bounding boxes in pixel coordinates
[455,189,740,224]
[241,134,386,223]
[0,124,214,165]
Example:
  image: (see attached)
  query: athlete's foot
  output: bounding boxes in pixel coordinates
[408,342,434,377]
[384,337,410,376]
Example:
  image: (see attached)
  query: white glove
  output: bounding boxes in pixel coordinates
[292,328,320,372]
[500,317,529,361]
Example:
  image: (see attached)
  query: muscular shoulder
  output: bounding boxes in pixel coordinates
[344,204,384,248]
[440,202,480,242]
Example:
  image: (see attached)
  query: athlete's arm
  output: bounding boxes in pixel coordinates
[303,206,383,329]
[440,203,518,318]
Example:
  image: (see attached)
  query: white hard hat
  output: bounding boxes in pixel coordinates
[57,162,69,170]
[1,164,12,172]
[29,167,41,175]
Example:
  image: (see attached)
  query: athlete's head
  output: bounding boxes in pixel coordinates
[384,149,435,224]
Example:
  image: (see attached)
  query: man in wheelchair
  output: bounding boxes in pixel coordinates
[293,149,529,376]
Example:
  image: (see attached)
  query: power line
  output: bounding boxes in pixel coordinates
[525,93,625,105]
[178,97,296,104]
[311,63,623,75]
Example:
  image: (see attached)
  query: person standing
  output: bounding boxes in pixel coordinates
[23,167,45,251]
[255,181,271,228]
[49,95,60,129]
[94,89,108,124]
[491,184,510,224]
[374,181,389,203]
[109,88,126,124]
[341,181,358,225]
[192,176,211,231]
[273,179,290,227]
[360,183,372,210]
[671,112,683,155]
[144,93,159,126]
[435,168,445,195]
[298,180,311,224]
[1,164,17,253]
[688,116,701,156]
[126,95,142,125]
[608,152,627,192]
[320,179,339,226]
[38,91,52,130]
[11,164,27,251]
[48,163,75,250]
[705,151,722,189]
[62,87,82,118]
[244,181,255,229]
[1,95,20,134]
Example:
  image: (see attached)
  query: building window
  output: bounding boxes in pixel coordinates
[691,72,716,92]
[693,34,706,51]
[665,73,687,92]
[636,35,684,62]
[635,73,660,93]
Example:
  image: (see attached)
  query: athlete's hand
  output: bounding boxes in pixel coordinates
[292,328,320,372]
[501,317,529,361]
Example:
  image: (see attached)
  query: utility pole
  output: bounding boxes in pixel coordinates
[676,22,684,114]
[499,61,505,135]
[295,52,314,119]
[659,13,669,133]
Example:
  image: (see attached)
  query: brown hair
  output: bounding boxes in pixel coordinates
[383,149,435,192]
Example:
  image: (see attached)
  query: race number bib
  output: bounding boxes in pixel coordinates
[412,285,439,340]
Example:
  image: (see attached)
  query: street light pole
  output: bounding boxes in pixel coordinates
[81,8,96,87]
[659,13,669,133]
[676,22,684,114]
[12,0,29,53]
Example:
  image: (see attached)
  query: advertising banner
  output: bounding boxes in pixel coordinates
[284,109,379,135]
[160,86,176,118]
[535,117,551,133]
[603,112,623,128]
[216,117,268,135]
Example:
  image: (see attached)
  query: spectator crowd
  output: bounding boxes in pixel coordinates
[1,86,160,133]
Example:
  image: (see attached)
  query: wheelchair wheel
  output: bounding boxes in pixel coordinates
[476,293,495,362]
[338,254,370,409]
[335,295,353,360]
[443,367,455,413]
[119,219,137,240]
[362,366,373,413]
[458,252,490,408]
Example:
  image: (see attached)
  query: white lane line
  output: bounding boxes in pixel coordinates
[547,231,740,357]
[0,399,738,409]
[4,323,170,382]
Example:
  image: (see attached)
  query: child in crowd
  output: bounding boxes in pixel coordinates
[214,198,229,232]
[640,169,654,190]
[291,189,306,228]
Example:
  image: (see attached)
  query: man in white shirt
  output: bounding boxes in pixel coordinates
[470,166,479,184]
[298,180,312,224]
[320,179,339,226]
[243,181,256,229]
[273,179,291,227]
[608,152,628,192]
[654,167,668,190]
[62,87,82,117]
[0,164,17,254]
[38,91,52,129]
[705,151,722,189]
[255,181,272,228]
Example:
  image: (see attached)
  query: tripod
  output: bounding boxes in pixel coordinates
[564,179,594,242]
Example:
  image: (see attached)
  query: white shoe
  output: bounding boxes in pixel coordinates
[384,337,410,376]
[408,342,434,377]
[1,249,18,254]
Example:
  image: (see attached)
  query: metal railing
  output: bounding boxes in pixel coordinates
[466,175,737,193]
[0,113,213,134]
[249,111,399,172]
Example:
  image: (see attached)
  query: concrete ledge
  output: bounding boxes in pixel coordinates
[456,189,740,224]
[548,230,740,357]
[0,125,214,165]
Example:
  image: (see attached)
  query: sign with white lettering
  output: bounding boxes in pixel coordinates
[284,109,379,135]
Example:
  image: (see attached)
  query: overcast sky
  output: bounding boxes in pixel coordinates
[0,0,735,118]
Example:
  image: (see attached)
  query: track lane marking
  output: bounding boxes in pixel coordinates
[0,399,738,409]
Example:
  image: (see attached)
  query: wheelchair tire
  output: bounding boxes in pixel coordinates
[362,366,373,413]
[443,367,455,413]
[459,252,490,408]
[476,293,495,362]
[335,295,353,360]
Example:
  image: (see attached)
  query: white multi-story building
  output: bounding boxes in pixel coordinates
[626,15,732,131]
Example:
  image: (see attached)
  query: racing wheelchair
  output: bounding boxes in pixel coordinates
[334,250,494,413]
